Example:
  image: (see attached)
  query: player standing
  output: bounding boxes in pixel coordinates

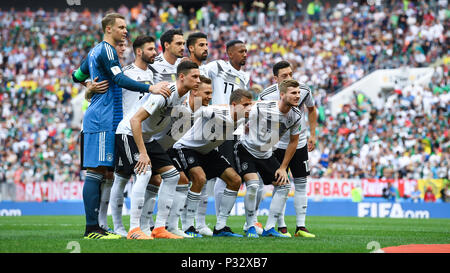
[235,79,302,238]
[183,31,213,236]
[80,40,127,235]
[200,39,250,223]
[186,32,209,67]
[106,35,159,237]
[149,29,185,83]
[71,13,168,239]
[259,61,317,238]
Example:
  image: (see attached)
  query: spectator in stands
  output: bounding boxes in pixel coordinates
[382,182,398,201]
[313,187,323,202]
[424,186,436,202]
[351,182,364,202]
[0,162,6,201]
[410,184,422,203]
[440,183,450,203]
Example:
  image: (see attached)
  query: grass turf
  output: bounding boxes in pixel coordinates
[0,215,449,253]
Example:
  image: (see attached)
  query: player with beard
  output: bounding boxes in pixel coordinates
[182,31,214,236]
[201,40,251,232]
[139,29,188,236]
[149,29,185,83]
[106,35,160,237]
[186,32,208,66]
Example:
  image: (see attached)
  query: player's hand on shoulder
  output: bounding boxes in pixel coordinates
[85,76,109,101]
[149,81,171,98]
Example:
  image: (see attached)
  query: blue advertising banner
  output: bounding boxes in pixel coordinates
[1,198,450,218]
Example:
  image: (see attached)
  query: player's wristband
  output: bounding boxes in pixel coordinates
[72,68,89,83]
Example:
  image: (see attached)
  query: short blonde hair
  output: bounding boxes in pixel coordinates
[101,13,125,33]
[279,79,299,94]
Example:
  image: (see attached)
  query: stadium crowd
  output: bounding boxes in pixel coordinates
[0,0,449,200]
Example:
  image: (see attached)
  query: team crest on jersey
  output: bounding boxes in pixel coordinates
[106,153,114,162]
[241,162,248,171]
[188,157,195,164]
[217,63,246,89]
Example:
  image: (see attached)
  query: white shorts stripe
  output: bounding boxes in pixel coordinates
[122,134,133,164]
[99,132,105,162]
[176,148,188,169]
[98,133,102,162]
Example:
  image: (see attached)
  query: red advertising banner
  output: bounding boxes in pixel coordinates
[306,178,417,199]
[15,179,418,201]
[238,178,419,199]
[15,181,84,202]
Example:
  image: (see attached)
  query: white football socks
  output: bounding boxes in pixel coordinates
[129,170,152,231]
[140,183,159,231]
[167,184,189,231]
[196,183,209,229]
[154,168,180,228]
[213,177,226,217]
[110,173,130,232]
[98,178,113,229]
[265,185,289,231]
[215,188,238,230]
[294,177,308,227]
[184,189,201,230]
[243,179,259,229]
[275,184,289,228]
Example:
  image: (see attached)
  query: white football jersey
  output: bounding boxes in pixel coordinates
[115,83,188,143]
[173,104,235,154]
[259,82,315,149]
[201,60,250,105]
[240,100,302,159]
[153,95,193,151]
[122,63,154,117]
[148,53,181,83]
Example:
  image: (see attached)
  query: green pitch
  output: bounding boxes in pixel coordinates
[0,215,449,253]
